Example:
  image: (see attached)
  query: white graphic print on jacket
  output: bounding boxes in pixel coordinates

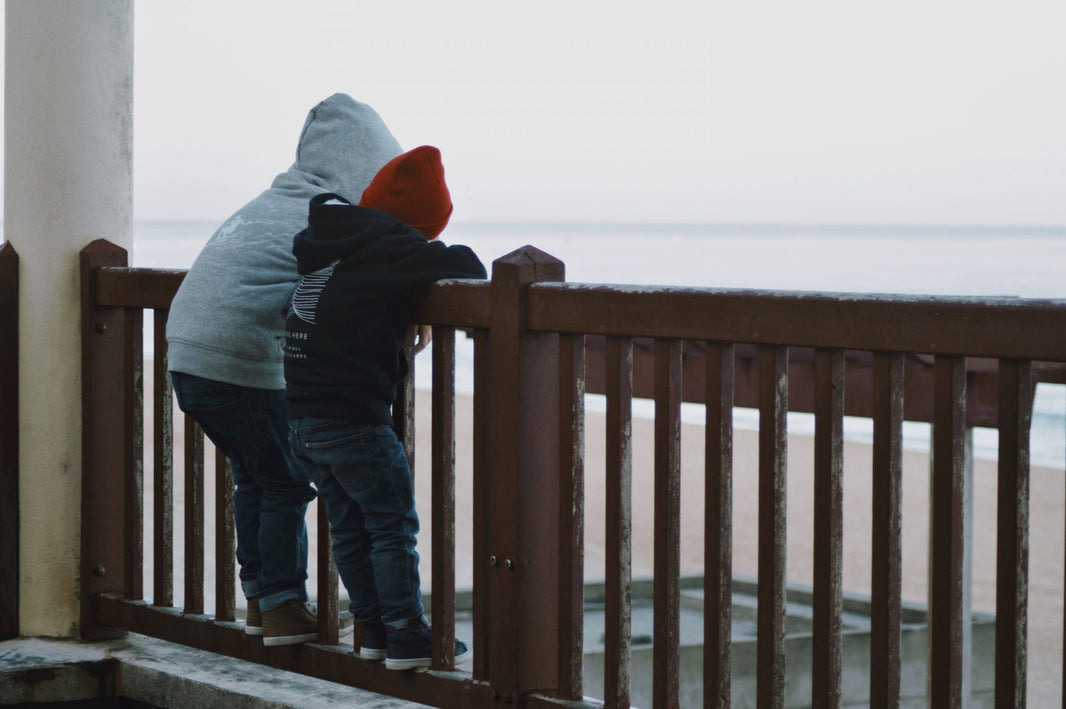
[289,261,337,325]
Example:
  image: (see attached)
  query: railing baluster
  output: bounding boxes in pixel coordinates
[558,332,586,699]
[930,355,967,708]
[996,359,1032,708]
[705,342,734,709]
[396,331,417,474]
[758,345,789,709]
[153,311,174,607]
[0,243,17,640]
[870,352,903,709]
[812,348,844,709]
[124,308,144,601]
[215,449,235,622]
[471,328,490,680]
[317,495,339,644]
[653,339,682,709]
[604,336,633,709]
[185,415,205,614]
[432,328,458,668]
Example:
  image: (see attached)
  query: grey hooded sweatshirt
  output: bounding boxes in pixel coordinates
[166,94,402,389]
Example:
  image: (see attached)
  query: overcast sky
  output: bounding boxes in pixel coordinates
[11,1,1066,225]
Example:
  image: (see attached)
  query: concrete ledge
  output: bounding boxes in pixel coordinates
[0,635,430,708]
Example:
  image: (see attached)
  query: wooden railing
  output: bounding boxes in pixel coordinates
[75,238,1066,708]
[0,242,18,641]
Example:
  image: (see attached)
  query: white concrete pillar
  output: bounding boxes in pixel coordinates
[4,0,134,637]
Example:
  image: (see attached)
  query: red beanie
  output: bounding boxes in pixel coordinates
[358,145,453,239]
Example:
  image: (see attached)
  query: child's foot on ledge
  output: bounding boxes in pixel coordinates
[259,598,355,646]
[358,618,386,660]
[384,614,471,670]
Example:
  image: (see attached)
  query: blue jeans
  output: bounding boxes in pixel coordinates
[288,418,423,626]
[171,372,316,613]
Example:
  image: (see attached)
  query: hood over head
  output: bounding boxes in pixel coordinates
[276,93,404,203]
[292,193,411,273]
[164,94,403,390]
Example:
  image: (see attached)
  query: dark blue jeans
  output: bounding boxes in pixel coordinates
[171,371,316,613]
[288,418,423,627]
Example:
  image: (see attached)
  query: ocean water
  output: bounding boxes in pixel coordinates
[133,221,1066,468]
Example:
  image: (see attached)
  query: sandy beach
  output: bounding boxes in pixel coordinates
[150,381,1063,704]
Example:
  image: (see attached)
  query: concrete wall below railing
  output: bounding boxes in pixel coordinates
[0,635,430,708]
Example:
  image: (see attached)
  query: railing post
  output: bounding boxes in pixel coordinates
[0,242,19,640]
[929,355,967,708]
[483,246,566,704]
[80,239,130,639]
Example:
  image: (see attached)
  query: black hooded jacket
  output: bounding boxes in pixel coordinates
[284,193,487,424]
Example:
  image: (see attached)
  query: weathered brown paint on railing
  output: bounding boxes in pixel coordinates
[529,284,1066,360]
[484,246,567,704]
[80,239,130,640]
[153,311,174,607]
[0,242,19,640]
[313,494,338,643]
[317,498,340,646]
[558,332,586,700]
[124,308,145,602]
[604,336,634,708]
[417,279,492,329]
[96,265,186,308]
[705,342,734,709]
[471,329,490,682]
[185,418,205,615]
[83,246,507,703]
[812,348,844,709]
[584,337,1064,430]
[484,254,525,700]
[431,329,458,668]
[81,248,1066,708]
[930,356,967,709]
[757,346,788,709]
[996,359,1031,708]
[870,352,904,709]
[395,338,416,475]
[653,339,682,709]
[215,450,236,623]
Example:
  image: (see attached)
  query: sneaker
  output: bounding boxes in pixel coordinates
[263,599,319,646]
[262,599,357,646]
[384,615,472,670]
[358,619,387,661]
[245,597,263,636]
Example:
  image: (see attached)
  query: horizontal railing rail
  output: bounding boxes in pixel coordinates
[80,239,1065,708]
[528,282,1066,358]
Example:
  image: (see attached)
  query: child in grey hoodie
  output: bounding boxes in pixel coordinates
[166,94,401,645]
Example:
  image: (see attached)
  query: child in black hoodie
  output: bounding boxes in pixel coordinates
[284,146,485,669]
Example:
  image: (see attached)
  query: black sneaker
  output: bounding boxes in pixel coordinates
[359,619,387,661]
[384,615,472,670]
